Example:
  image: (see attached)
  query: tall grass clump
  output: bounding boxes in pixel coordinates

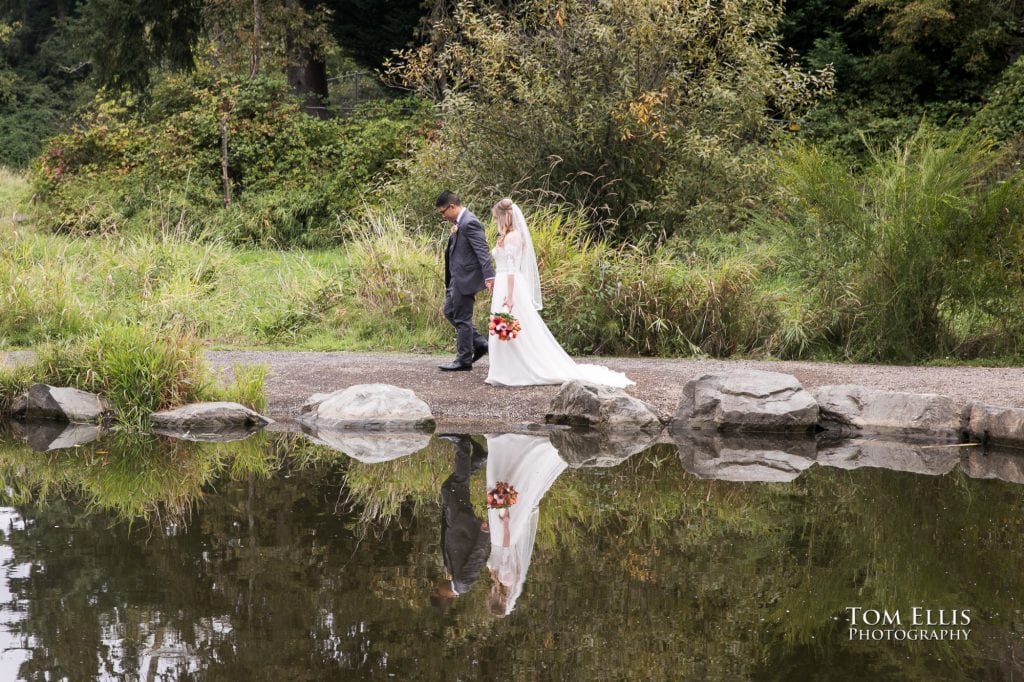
[528,205,782,357]
[767,127,1024,362]
[0,228,89,345]
[34,323,217,428]
[0,362,33,414]
[342,208,449,349]
[212,363,268,412]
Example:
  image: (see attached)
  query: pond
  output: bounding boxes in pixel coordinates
[0,423,1021,680]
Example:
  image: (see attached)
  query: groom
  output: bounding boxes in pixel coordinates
[436,191,495,371]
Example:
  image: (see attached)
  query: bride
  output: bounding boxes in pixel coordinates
[485,199,633,388]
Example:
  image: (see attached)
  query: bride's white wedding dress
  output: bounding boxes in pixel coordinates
[486,433,568,615]
[485,208,633,388]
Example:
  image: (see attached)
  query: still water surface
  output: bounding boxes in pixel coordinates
[0,425,1021,680]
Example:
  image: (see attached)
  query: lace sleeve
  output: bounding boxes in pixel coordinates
[503,231,525,272]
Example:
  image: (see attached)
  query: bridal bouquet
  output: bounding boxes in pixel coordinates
[489,311,522,341]
[487,481,519,509]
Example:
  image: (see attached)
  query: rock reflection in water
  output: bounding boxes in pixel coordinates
[12,420,103,452]
[547,426,661,468]
[150,425,265,443]
[675,433,816,482]
[816,438,960,476]
[300,425,432,463]
[960,447,1024,484]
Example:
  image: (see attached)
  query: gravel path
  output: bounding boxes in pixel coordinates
[206,350,1024,430]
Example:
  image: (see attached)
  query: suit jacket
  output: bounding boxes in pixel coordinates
[444,209,496,295]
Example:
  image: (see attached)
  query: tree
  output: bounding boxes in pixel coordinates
[388,0,833,237]
[72,0,205,92]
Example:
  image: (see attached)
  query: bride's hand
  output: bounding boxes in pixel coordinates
[502,296,513,311]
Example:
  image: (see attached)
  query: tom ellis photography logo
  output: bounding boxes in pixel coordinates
[846,607,971,641]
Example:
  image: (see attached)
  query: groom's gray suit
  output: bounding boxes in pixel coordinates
[444,209,496,366]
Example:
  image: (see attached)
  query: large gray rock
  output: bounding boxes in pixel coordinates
[301,425,431,463]
[816,438,960,476]
[548,426,662,468]
[813,385,963,440]
[11,384,112,423]
[965,403,1024,448]
[675,433,817,482]
[960,448,1024,485]
[672,371,818,433]
[150,402,271,432]
[300,384,435,431]
[545,380,661,429]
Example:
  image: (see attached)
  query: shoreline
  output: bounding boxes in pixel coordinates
[204,350,1024,431]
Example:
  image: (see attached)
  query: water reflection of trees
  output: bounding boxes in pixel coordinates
[0,432,1021,678]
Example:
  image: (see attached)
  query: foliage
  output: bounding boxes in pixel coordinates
[70,0,205,92]
[0,6,90,168]
[780,0,1024,154]
[387,0,833,239]
[972,55,1024,142]
[766,126,1024,361]
[31,72,431,246]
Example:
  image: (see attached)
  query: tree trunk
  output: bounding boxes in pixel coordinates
[287,45,329,118]
[285,0,330,118]
[249,0,261,79]
[219,107,232,208]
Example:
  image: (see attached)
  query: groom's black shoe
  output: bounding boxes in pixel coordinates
[473,345,488,362]
[439,362,472,371]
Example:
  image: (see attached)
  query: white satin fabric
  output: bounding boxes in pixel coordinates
[485,434,567,615]
[485,212,633,388]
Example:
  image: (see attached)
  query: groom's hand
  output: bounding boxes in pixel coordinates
[484,278,494,291]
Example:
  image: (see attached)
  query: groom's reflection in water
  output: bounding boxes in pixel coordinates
[433,435,490,610]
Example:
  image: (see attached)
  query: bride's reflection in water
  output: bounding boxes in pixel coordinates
[434,435,490,609]
[485,433,568,617]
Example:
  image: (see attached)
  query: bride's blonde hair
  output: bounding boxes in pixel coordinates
[491,198,515,235]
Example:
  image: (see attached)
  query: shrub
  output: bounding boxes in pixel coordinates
[767,126,1024,361]
[517,204,782,357]
[31,73,432,247]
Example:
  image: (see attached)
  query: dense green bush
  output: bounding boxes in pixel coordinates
[503,205,784,357]
[32,72,432,246]
[973,55,1024,142]
[766,126,1024,361]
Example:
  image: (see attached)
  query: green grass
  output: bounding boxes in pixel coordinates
[0,166,32,217]
[5,159,1024,366]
